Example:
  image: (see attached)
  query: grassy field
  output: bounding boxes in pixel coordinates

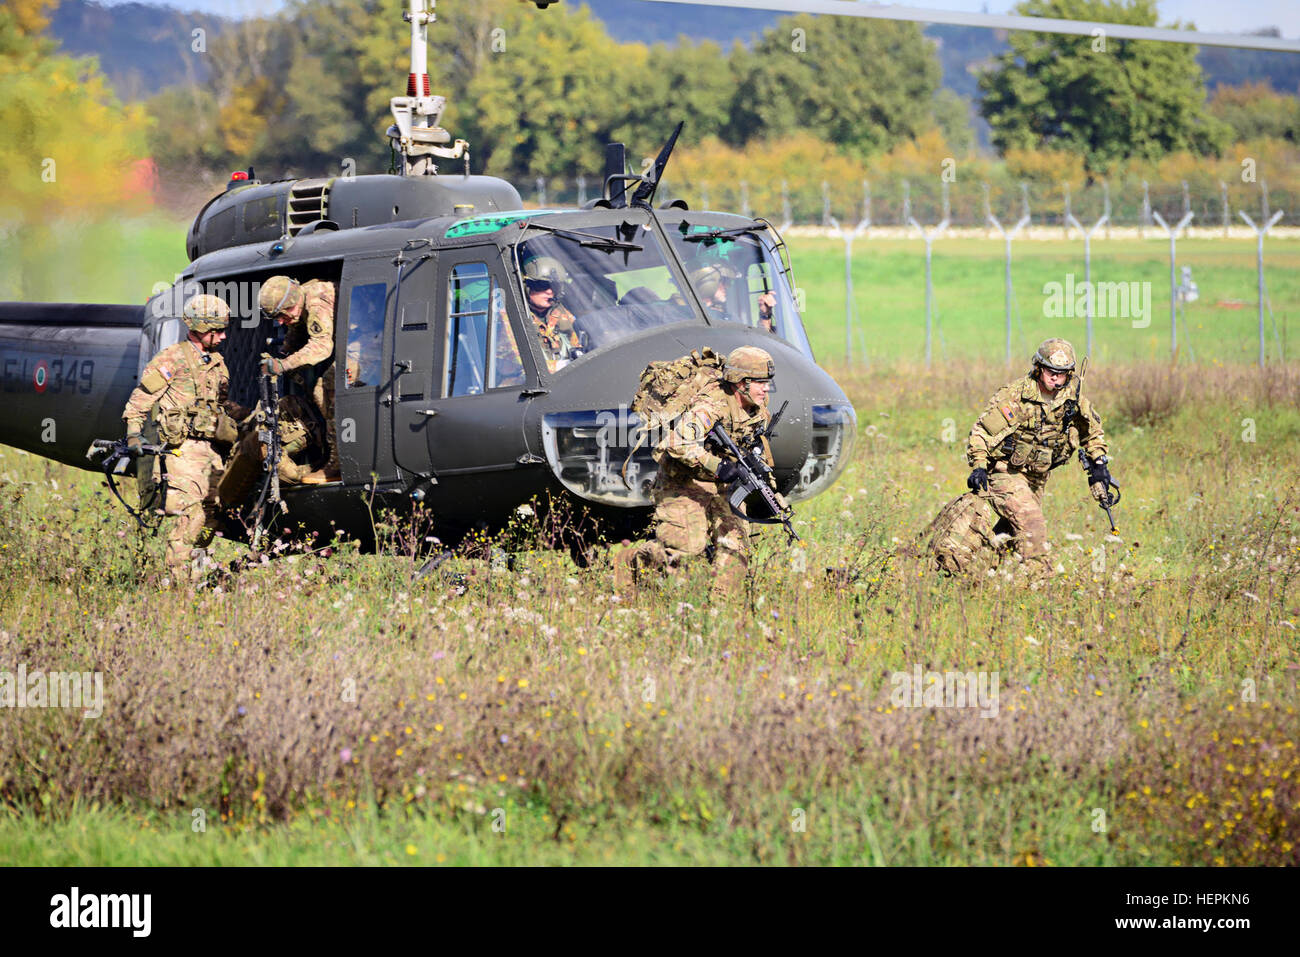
[795,236,1300,366]
[1,219,1297,865]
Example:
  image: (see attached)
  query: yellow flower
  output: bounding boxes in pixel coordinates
[459,692,468,700]
[434,723,444,732]
[517,678,529,689]
[406,844,417,856]
[577,647,588,656]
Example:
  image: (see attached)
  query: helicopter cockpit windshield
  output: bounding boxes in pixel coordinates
[663,220,814,359]
[512,222,693,370]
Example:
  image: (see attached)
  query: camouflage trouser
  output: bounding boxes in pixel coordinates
[217,395,322,509]
[624,476,750,596]
[157,438,224,579]
[313,362,337,473]
[984,465,1051,575]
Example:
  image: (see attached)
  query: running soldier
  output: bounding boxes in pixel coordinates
[955,338,1113,578]
[617,345,776,599]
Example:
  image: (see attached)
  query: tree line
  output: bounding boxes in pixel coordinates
[4,0,1300,224]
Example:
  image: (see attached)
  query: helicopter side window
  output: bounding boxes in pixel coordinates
[346,282,386,389]
[488,287,525,389]
[446,263,520,397]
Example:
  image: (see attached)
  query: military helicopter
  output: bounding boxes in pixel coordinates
[0,0,856,549]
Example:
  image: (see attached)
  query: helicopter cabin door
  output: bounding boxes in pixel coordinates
[335,253,401,487]
[417,248,532,479]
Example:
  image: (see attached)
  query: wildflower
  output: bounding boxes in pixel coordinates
[340,748,352,762]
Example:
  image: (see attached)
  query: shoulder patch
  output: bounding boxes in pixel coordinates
[1001,404,1016,424]
[140,367,168,393]
[309,318,326,337]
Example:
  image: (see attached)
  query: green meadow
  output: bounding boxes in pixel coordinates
[0,219,1297,865]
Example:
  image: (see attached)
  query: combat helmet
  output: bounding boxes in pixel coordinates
[182,294,231,332]
[259,276,304,319]
[723,345,774,383]
[1031,338,1076,374]
[521,255,569,289]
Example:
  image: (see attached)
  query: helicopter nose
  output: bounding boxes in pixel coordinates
[530,328,856,509]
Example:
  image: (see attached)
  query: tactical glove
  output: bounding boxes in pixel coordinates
[1087,458,1112,490]
[967,467,989,493]
[259,354,285,376]
[716,460,742,485]
[126,434,144,456]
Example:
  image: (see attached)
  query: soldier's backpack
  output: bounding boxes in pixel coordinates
[622,347,726,484]
[921,491,1013,575]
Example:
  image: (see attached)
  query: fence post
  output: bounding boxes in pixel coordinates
[821,180,832,227]
[1140,180,1151,240]
[536,176,546,207]
[829,200,872,366]
[1066,209,1111,357]
[1063,181,1072,239]
[1103,180,1112,240]
[1152,209,1194,358]
[987,182,1031,366]
[740,180,751,219]
[1239,208,1286,368]
[1221,181,1229,238]
[576,175,587,207]
[909,205,950,368]
[780,180,792,231]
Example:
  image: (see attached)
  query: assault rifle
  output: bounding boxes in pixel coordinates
[86,437,172,530]
[708,421,799,544]
[249,372,285,545]
[1080,450,1121,534]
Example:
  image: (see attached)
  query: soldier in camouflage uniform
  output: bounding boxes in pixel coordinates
[619,346,776,598]
[258,276,339,481]
[521,256,580,371]
[122,294,249,583]
[959,338,1113,577]
[216,394,327,510]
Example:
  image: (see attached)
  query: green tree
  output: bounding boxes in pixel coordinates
[1209,82,1300,144]
[1,0,151,297]
[729,13,942,158]
[978,0,1229,173]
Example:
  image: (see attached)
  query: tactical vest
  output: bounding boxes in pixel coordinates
[154,347,225,445]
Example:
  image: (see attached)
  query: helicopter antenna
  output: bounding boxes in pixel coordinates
[387,0,469,176]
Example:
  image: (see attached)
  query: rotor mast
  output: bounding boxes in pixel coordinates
[387,0,468,176]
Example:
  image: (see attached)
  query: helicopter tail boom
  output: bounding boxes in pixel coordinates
[0,302,143,470]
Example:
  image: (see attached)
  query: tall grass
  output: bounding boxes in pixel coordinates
[1,361,1296,864]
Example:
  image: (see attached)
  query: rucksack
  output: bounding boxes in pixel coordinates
[622,347,725,483]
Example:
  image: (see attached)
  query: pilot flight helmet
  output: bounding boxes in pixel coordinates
[691,262,738,300]
[522,255,569,291]
[723,345,774,384]
[1031,338,1077,375]
[259,275,304,319]
[182,294,231,332]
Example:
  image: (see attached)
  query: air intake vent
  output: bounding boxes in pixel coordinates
[287,179,331,235]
